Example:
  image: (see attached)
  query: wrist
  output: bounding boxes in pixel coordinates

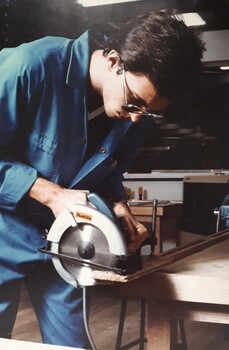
[28,177,63,209]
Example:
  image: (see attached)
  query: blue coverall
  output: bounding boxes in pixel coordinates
[0,30,153,346]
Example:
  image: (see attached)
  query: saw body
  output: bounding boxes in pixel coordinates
[40,194,141,287]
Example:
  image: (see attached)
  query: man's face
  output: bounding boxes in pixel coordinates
[102,56,171,123]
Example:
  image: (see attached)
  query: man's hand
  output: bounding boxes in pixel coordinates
[113,201,149,253]
[28,179,148,252]
[28,177,90,218]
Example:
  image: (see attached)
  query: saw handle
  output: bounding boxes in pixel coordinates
[87,193,117,222]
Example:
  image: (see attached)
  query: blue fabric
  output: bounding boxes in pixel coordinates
[0,30,153,345]
[0,264,87,347]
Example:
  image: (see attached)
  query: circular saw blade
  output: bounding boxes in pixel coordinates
[58,222,118,286]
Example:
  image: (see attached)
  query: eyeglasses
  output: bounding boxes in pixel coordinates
[121,63,164,120]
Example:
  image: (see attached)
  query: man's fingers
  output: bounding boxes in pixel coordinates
[127,224,149,253]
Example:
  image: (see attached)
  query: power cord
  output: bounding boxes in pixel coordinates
[83,286,97,350]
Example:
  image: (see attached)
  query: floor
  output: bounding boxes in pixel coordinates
[12,283,229,350]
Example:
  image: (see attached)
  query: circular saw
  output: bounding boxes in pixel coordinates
[39,193,141,287]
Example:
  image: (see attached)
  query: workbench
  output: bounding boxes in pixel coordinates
[0,338,85,349]
[129,201,183,254]
[117,231,229,350]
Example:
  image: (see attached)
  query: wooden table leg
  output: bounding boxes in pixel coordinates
[147,299,179,350]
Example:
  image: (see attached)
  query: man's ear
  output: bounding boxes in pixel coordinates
[105,50,121,72]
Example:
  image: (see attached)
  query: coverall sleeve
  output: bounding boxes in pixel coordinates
[0,48,39,211]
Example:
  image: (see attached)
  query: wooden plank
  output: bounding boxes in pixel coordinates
[119,237,229,304]
[120,272,229,304]
[161,238,229,277]
[92,230,229,283]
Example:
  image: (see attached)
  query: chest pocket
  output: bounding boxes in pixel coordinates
[26,129,87,185]
[25,130,61,181]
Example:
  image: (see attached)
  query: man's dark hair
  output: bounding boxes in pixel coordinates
[103,10,205,102]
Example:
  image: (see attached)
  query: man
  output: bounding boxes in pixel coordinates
[0,10,204,348]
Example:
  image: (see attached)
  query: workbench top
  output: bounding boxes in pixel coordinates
[118,231,229,306]
[161,238,229,278]
[0,338,86,350]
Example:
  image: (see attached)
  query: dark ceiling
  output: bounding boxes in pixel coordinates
[83,0,229,33]
[81,0,229,69]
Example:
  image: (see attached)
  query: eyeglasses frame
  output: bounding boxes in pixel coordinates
[121,63,164,120]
